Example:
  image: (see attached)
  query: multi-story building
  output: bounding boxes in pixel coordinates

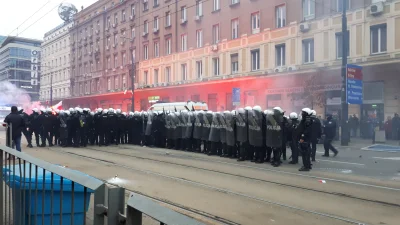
[66,0,400,122]
[40,22,74,105]
[0,36,42,101]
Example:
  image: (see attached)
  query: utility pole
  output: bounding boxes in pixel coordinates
[131,52,136,112]
[340,0,349,146]
[50,74,53,107]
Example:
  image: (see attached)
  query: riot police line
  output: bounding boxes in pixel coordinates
[17,105,335,172]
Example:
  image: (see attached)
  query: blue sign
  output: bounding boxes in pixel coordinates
[232,88,240,106]
[346,64,363,105]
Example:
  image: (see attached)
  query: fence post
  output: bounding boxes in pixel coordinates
[126,206,142,225]
[107,186,126,225]
[93,184,107,224]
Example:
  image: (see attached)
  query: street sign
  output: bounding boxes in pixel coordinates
[346,64,363,104]
[232,88,240,106]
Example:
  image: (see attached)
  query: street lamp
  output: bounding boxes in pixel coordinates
[131,52,136,112]
[340,0,349,146]
[120,36,136,112]
[41,65,55,106]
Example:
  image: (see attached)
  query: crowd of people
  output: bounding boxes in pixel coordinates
[5,105,339,172]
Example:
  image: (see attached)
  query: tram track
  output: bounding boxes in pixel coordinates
[48,146,375,225]
[64,145,400,208]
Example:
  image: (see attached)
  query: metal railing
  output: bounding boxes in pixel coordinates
[1,141,206,225]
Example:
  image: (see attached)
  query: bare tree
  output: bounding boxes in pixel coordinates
[287,70,326,109]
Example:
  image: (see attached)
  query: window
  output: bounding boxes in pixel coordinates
[213,0,220,11]
[144,20,148,33]
[122,75,127,89]
[166,37,172,55]
[114,34,118,45]
[196,61,203,78]
[107,37,111,47]
[337,0,350,12]
[212,24,220,44]
[91,62,94,71]
[154,0,159,7]
[181,34,187,51]
[165,12,171,27]
[107,78,111,90]
[154,41,159,57]
[107,57,111,69]
[122,53,126,66]
[302,39,314,63]
[114,13,118,24]
[143,1,148,11]
[114,55,118,68]
[131,4,135,16]
[336,31,350,58]
[181,7,187,21]
[131,27,135,38]
[165,67,171,82]
[154,69,159,84]
[115,76,119,89]
[122,10,126,21]
[276,5,286,28]
[370,24,387,54]
[251,49,260,71]
[181,64,187,80]
[251,12,260,34]
[144,71,148,85]
[150,18,157,33]
[231,19,239,39]
[213,58,220,76]
[231,0,239,4]
[196,1,203,16]
[302,0,315,20]
[144,44,149,60]
[196,30,203,48]
[231,53,239,74]
[275,44,286,67]
[107,17,111,28]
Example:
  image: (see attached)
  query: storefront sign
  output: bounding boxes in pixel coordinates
[232,88,240,106]
[346,64,363,104]
[266,84,341,94]
[31,50,39,86]
[148,96,160,103]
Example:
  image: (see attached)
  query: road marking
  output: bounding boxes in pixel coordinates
[372,157,400,161]
[317,159,365,166]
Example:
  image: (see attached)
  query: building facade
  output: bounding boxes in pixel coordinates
[0,36,42,101]
[66,0,400,122]
[40,22,74,105]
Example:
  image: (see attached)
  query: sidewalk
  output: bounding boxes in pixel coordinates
[332,137,399,149]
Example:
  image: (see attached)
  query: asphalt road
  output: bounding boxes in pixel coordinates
[1,131,400,225]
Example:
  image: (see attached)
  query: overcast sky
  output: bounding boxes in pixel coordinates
[1,0,97,40]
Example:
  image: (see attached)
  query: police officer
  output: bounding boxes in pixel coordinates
[53,109,61,146]
[208,112,221,155]
[59,110,69,147]
[266,107,284,167]
[224,111,236,158]
[236,108,248,161]
[202,111,213,153]
[192,111,203,152]
[29,108,41,147]
[297,108,313,171]
[98,109,109,146]
[288,112,300,164]
[18,107,33,148]
[310,110,322,162]
[322,114,339,157]
[249,106,264,163]
[108,108,118,145]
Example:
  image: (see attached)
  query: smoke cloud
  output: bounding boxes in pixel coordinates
[0,81,41,114]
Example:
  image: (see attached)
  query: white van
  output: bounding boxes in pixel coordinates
[148,101,208,112]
